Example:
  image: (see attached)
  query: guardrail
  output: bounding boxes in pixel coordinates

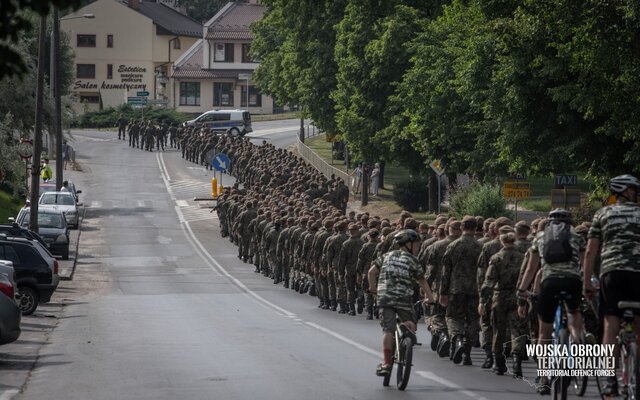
[296,136,353,191]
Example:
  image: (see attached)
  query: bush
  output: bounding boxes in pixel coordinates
[449,182,511,219]
[71,104,192,129]
[393,177,430,212]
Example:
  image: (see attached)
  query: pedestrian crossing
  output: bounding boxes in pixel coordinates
[86,199,218,223]
[177,204,218,223]
[169,179,213,199]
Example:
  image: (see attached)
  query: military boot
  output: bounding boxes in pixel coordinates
[481,346,494,369]
[373,307,379,319]
[512,355,523,379]
[452,335,465,364]
[437,333,450,358]
[318,299,325,309]
[366,306,373,320]
[322,298,330,310]
[338,301,348,314]
[493,354,507,375]
[348,303,356,316]
[430,330,440,352]
[330,300,337,311]
[463,343,473,366]
[356,296,364,314]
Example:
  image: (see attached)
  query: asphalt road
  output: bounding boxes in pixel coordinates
[9,120,603,400]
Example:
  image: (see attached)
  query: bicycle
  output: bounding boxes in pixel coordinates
[614,301,640,400]
[552,291,573,400]
[380,301,427,391]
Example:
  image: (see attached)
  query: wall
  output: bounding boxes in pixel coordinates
[174,78,273,115]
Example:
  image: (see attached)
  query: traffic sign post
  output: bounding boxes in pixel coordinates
[551,188,581,209]
[503,181,531,221]
[430,160,445,214]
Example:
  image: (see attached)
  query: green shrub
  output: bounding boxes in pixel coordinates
[393,177,429,212]
[71,104,192,129]
[449,182,511,219]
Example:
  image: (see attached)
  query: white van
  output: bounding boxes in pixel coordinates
[182,109,252,136]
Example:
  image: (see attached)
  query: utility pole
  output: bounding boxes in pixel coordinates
[53,7,63,191]
[29,16,47,232]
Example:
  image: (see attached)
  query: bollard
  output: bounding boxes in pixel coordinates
[211,177,218,198]
[218,184,223,195]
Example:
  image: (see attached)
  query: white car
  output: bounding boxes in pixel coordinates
[38,191,79,228]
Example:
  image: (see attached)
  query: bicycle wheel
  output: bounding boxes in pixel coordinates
[553,329,569,400]
[630,342,639,400]
[594,373,608,400]
[396,337,413,391]
[573,375,588,396]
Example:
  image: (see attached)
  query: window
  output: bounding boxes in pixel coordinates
[79,95,100,104]
[77,34,96,47]
[213,82,234,106]
[173,38,181,50]
[241,44,257,63]
[1,245,20,267]
[76,64,95,79]
[214,42,234,62]
[107,64,113,79]
[107,34,113,48]
[241,85,262,107]
[179,82,200,106]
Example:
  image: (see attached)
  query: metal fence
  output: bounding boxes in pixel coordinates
[296,136,352,191]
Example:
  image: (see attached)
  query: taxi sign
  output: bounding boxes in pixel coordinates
[430,160,445,176]
[503,181,531,200]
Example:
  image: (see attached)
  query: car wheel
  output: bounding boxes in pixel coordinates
[229,128,240,137]
[16,286,38,316]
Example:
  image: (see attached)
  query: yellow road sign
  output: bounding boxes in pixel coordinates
[503,181,531,200]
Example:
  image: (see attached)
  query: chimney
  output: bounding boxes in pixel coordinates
[129,0,140,10]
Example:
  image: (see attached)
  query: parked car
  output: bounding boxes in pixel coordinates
[14,207,70,260]
[0,234,59,315]
[0,223,48,250]
[39,181,82,204]
[182,109,252,136]
[38,191,79,228]
[0,270,20,345]
[0,260,17,289]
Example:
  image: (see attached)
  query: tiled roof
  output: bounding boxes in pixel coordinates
[134,1,202,37]
[205,3,265,41]
[172,40,254,79]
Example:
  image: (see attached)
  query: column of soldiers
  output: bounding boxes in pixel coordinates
[119,117,598,386]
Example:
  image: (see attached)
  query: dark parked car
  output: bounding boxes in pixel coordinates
[0,223,48,249]
[0,266,20,345]
[13,207,70,260]
[0,234,59,315]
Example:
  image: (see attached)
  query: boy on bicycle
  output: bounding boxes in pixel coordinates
[583,174,640,396]
[368,229,434,376]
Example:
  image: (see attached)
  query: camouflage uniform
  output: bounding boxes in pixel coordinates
[423,234,457,340]
[326,226,348,311]
[477,238,503,366]
[481,246,525,373]
[441,233,482,362]
[311,223,333,308]
[338,227,365,315]
[357,230,380,319]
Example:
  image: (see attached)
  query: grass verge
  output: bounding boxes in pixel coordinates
[517,198,551,212]
[0,191,22,223]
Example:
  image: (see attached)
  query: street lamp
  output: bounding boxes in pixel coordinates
[53,11,95,190]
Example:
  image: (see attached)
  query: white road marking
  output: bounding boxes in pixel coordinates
[137,200,147,208]
[89,201,103,208]
[156,151,484,399]
[176,200,189,207]
[245,126,299,138]
[416,371,491,400]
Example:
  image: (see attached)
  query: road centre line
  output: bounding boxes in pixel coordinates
[157,152,485,399]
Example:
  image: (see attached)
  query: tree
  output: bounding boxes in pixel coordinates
[0,0,82,79]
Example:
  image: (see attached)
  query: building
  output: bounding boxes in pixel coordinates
[172,1,274,114]
[61,0,202,113]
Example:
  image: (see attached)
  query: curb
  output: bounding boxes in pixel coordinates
[60,206,85,281]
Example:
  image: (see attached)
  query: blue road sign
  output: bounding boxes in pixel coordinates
[211,153,231,172]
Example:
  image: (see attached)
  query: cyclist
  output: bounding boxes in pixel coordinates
[583,174,640,396]
[517,208,585,394]
[368,229,434,376]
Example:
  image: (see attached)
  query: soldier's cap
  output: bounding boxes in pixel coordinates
[575,224,589,235]
[449,220,462,230]
[367,220,378,228]
[484,217,496,226]
[403,218,418,230]
[495,217,513,227]
[461,215,477,229]
[434,216,448,226]
[368,228,380,237]
[437,224,447,230]
[381,227,394,236]
[336,221,348,230]
[499,225,515,234]
[515,220,531,230]
[323,219,334,228]
[400,211,412,218]
[419,222,429,230]
[348,223,359,231]
[311,222,322,230]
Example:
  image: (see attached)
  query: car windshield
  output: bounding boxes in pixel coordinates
[38,213,64,229]
[40,193,75,205]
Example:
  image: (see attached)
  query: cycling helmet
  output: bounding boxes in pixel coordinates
[548,208,572,221]
[393,229,419,246]
[610,174,640,195]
